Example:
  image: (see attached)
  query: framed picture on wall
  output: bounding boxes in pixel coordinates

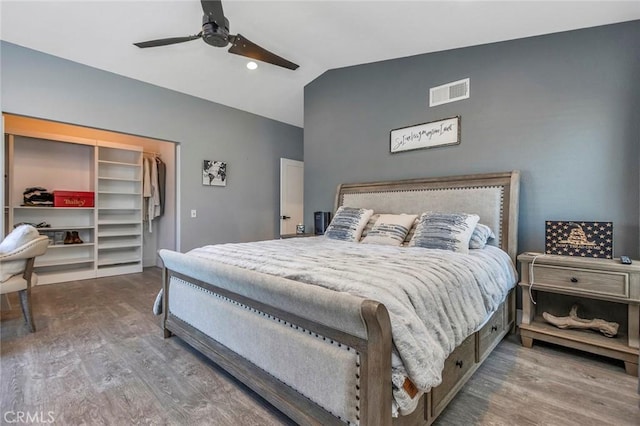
[390,116,460,153]
[203,160,227,186]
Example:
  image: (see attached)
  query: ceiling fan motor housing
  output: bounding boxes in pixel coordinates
[202,15,230,47]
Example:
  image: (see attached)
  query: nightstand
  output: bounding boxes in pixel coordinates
[517,253,639,375]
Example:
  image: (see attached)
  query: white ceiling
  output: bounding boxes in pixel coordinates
[2,1,639,127]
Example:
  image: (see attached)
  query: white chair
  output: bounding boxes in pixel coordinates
[0,225,49,332]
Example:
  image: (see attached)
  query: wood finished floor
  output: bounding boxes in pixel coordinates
[1,268,638,425]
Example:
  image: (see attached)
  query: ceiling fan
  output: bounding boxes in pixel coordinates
[134,0,299,70]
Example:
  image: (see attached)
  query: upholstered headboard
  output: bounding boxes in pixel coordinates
[335,171,520,261]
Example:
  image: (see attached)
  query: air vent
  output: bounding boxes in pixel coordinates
[429,78,469,107]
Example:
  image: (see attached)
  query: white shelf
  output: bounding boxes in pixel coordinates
[47,243,95,249]
[98,257,142,267]
[36,257,95,267]
[98,160,138,167]
[98,242,140,250]
[96,263,143,277]
[98,176,141,182]
[38,226,94,231]
[12,207,95,229]
[98,231,141,237]
[98,191,142,195]
[98,220,140,225]
[13,206,95,210]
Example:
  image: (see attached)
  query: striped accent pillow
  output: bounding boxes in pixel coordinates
[409,212,480,254]
[361,214,418,246]
[324,206,374,242]
[469,224,495,249]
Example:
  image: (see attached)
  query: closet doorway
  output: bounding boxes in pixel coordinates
[2,114,177,283]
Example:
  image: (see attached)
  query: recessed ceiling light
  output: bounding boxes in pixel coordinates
[247,61,258,70]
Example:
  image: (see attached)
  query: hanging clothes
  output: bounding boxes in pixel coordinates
[143,157,152,198]
[149,157,160,227]
[143,157,151,232]
[143,155,161,233]
[156,156,166,216]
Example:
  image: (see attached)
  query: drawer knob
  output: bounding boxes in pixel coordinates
[491,325,498,332]
[455,360,464,368]
[570,277,578,283]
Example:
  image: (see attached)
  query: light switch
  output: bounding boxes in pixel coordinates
[191,209,197,218]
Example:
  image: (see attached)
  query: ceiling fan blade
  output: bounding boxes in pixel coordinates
[201,0,226,28]
[134,34,202,48]
[228,34,299,70]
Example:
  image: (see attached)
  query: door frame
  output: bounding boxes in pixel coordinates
[279,158,304,236]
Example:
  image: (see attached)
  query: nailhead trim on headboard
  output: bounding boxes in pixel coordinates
[339,185,505,248]
[335,171,519,261]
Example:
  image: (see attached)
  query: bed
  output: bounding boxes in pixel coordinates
[157,171,520,425]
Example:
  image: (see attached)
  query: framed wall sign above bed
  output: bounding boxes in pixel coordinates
[390,116,460,153]
[158,170,520,426]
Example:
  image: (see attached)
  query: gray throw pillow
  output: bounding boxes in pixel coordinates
[409,212,480,254]
[324,206,374,242]
[469,223,495,249]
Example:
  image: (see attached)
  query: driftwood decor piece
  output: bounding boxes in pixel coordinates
[543,305,619,337]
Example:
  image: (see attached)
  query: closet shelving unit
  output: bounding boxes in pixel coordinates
[7,134,97,284]
[4,115,144,284]
[14,210,96,284]
[96,143,143,277]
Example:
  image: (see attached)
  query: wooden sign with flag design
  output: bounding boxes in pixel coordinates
[545,221,613,259]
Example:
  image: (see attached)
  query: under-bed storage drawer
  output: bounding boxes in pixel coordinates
[478,304,505,361]
[431,334,475,415]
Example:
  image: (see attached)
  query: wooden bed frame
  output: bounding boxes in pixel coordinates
[160,171,520,425]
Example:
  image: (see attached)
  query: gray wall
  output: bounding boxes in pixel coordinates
[304,21,640,258]
[1,41,303,251]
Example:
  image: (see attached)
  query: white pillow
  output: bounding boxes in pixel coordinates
[469,224,496,249]
[402,217,420,245]
[359,214,380,239]
[0,224,40,282]
[324,206,374,242]
[409,212,480,254]
[361,214,418,246]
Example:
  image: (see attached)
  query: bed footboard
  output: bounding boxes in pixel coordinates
[159,249,514,425]
[159,249,392,425]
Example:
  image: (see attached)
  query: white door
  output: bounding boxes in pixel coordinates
[280,158,304,236]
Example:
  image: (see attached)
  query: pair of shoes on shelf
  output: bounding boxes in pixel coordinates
[63,231,83,244]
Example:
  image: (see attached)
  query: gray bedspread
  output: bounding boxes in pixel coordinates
[184,236,516,414]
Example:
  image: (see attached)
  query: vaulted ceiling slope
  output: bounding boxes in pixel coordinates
[2,1,639,127]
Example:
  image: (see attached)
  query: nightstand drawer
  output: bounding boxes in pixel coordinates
[531,265,629,298]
